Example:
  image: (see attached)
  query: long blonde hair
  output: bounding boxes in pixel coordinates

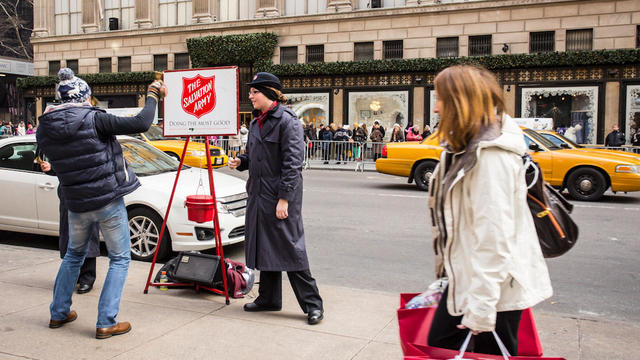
[434,65,504,152]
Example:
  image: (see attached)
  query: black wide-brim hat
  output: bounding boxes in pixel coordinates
[246,72,282,91]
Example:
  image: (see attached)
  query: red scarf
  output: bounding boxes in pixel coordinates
[256,101,278,129]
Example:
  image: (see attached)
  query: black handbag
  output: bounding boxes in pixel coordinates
[173,252,223,287]
[523,155,579,258]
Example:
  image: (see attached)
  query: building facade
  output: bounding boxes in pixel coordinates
[0,0,34,124]
[29,0,640,144]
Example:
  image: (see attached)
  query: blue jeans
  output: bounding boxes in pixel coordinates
[50,197,131,328]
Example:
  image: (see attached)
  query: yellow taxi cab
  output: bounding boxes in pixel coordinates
[538,130,640,158]
[132,125,228,168]
[376,127,640,201]
[528,129,640,200]
[375,135,442,191]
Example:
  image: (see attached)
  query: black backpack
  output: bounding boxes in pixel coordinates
[523,154,578,258]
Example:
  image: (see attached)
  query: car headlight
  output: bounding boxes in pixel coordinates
[186,150,206,157]
[615,165,640,174]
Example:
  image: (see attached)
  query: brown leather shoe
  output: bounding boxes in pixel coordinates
[49,310,78,328]
[95,322,132,339]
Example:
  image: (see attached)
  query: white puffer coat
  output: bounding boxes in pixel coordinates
[429,115,553,332]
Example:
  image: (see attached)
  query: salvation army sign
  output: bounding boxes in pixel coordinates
[163,66,238,136]
[182,74,216,118]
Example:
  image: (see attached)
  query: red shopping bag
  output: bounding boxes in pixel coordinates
[398,293,564,360]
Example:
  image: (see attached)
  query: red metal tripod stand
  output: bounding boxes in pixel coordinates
[143,136,230,305]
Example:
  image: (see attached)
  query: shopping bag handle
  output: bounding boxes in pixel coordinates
[452,330,511,360]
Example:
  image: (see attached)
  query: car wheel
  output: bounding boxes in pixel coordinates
[165,152,180,162]
[566,167,607,201]
[128,207,171,262]
[414,161,437,191]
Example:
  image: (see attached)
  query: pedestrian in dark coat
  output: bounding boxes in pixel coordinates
[604,125,625,147]
[321,125,333,164]
[39,159,100,294]
[229,72,323,325]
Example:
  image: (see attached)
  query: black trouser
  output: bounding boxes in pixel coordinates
[76,257,97,286]
[322,146,330,161]
[59,195,98,286]
[255,270,323,313]
[427,287,522,355]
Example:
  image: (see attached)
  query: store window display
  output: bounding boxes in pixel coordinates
[521,87,599,144]
[348,91,409,141]
[626,85,640,145]
[287,93,329,126]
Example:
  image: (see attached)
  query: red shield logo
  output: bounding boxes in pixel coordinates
[181,75,216,119]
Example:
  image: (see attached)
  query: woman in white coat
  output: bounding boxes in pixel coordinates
[427,66,553,355]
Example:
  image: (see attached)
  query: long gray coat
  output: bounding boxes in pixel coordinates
[237,104,309,271]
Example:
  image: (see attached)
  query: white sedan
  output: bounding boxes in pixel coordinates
[0,135,247,261]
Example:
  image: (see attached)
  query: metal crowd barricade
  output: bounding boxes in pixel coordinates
[581,145,640,154]
[190,136,393,169]
[190,137,249,158]
[302,140,386,171]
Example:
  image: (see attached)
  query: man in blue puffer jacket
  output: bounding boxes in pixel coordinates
[37,68,166,339]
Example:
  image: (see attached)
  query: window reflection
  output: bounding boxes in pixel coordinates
[120,140,180,176]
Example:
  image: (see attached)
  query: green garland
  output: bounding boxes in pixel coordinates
[187,32,278,68]
[18,48,639,89]
[17,71,156,89]
[258,49,640,76]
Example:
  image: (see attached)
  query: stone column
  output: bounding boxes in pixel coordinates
[413,87,425,130]
[255,0,279,18]
[193,0,217,23]
[333,89,342,126]
[135,0,157,28]
[605,81,620,141]
[503,84,516,117]
[33,0,54,37]
[82,0,100,33]
[35,98,43,123]
[326,0,354,12]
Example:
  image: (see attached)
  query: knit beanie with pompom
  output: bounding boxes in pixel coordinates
[55,68,91,103]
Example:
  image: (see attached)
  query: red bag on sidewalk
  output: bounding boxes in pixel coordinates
[397,293,565,360]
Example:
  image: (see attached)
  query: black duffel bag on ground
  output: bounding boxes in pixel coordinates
[523,154,578,258]
[172,252,223,288]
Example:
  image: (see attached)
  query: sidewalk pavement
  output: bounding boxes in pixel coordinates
[1,243,639,360]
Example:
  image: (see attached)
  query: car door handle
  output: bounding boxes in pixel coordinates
[38,183,56,191]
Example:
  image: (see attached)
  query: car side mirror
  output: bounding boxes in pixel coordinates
[561,143,570,149]
[528,143,540,152]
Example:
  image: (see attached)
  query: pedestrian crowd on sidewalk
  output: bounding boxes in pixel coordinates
[300,117,429,164]
[0,121,36,137]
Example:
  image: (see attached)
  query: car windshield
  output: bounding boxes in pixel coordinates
[542,132,583,149]
[143,126,174,141]
[120,139,186,176]
[523,129,562,150]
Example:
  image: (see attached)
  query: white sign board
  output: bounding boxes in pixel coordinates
[162,67,239,136]
[512,118,554,130]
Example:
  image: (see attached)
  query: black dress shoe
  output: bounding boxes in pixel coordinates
[77,283,93,294]
[307,309,323,325]
[243,302,281,312]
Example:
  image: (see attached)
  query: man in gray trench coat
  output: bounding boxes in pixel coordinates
[229,72,324,325]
